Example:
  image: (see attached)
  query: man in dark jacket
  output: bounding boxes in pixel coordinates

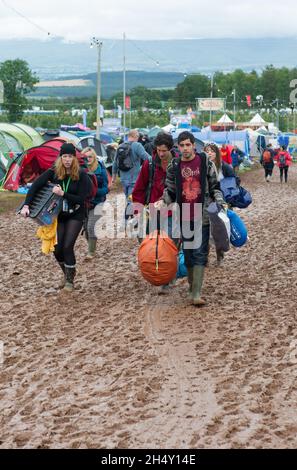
[260,144,274,182]
[155,131,225,306]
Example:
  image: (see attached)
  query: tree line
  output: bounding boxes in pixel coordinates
[1,59,297,127]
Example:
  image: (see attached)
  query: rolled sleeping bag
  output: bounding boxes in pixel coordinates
[207,202,230,253]
[138,230,178,286]
[227,209,248,247]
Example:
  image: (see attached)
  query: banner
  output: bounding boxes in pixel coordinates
[197,98,225,111]
[125,96,131,110]
[246,95,252,107]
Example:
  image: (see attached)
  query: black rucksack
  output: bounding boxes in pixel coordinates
[117,142,134,172]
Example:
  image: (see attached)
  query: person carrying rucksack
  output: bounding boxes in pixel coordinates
[82,147,109,259]
[112,129,150,225]
[260,144,274,182]
[275,145,292,183]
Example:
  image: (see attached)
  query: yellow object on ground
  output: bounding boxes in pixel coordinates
[36,218,58,255]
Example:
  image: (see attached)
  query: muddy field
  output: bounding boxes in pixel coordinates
[1,165,297,449]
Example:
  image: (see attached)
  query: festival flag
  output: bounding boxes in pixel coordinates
[125,96,131,110]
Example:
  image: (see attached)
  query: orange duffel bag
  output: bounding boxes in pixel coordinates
[138,230,178,286]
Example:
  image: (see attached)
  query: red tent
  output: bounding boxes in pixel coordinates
[3,138,83,191]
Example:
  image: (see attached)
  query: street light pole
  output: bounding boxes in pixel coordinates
[209,73,214,128]
[233,88,236,130]
[91,37,103,140]
[123,32,126,139]
[276,98,279,130]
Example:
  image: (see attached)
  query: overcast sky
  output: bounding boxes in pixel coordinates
[0,0,297,41]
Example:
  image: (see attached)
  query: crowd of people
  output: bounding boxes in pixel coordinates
[21,130,290,306]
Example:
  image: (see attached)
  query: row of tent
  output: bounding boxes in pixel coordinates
[0,123,44,183]
[0,123,115,191]
[2,137,113,192]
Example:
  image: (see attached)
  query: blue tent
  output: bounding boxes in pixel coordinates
[172,129,250,155]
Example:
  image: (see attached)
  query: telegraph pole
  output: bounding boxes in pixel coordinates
[123,32,126,139]
[209,74,214,128]
[91,37,103,140]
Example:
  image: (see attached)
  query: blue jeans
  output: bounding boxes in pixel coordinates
[121,181,134,221]
[183,223,210,267]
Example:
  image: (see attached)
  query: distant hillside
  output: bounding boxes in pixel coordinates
[32,71,185,99]
[1,37,297,80]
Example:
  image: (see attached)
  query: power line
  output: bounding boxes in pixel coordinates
[1,0,51,36]
[127,37,160,68]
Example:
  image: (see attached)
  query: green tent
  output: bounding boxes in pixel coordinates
[0,129,23,154]
[13,123,44,148]
[0,123,43,151]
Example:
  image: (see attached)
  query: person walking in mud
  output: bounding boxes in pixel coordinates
[112,129,151,226]
[155,131,226,306]
[204,142,234,266]
[20,143,90,292]
[275,145,292,183]
[260,144,274,182]
[82,147,109,259]
[132,132,179,293]
[231,145,245,174]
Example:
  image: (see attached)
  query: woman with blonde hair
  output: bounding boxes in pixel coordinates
[81,147,108,259]
[21,142,90,291]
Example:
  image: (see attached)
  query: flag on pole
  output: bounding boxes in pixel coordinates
[125,96,131,110]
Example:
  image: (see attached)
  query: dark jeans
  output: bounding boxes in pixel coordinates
[280,166,289,182]
[54,218,83,267]
[183,223,210,268]
[265,168,273,178]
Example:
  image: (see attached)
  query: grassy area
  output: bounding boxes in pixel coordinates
[0,191,25,215]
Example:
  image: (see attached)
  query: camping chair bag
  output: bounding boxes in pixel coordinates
[207,202,230,252]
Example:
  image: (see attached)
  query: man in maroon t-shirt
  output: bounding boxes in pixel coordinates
[156,131,225,306]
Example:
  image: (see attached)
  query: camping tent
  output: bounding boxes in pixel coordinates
[13,123,44,148]
[3,138,82,191]
[249,113,267,127]
[0,123,43,151]
[0,129,23,155]
[217,114,234,125]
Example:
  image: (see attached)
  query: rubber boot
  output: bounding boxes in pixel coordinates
[86,239,97,260]
[63,266,76,292]
[192,265,206,306]
[216,249,224,267]
[187,266,194,296]
[58,262,66,289]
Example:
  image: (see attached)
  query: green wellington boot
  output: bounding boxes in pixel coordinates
[191,265,206,306]
[63,266,76,292]
[85,239,97,260]
[58,262,66,289]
